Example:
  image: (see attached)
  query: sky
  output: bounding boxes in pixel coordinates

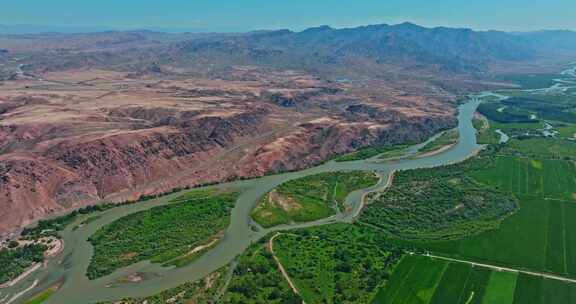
[1,0,576,33]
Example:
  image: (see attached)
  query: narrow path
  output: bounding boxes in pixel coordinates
[420,253,576,284]
[268,233,304,302]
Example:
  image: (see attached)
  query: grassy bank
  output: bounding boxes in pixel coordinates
[251,171,379,228]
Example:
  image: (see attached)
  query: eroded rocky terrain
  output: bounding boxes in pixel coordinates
[0,65,460,236]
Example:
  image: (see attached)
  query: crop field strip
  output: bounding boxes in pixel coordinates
[381,254,576,304]
[482,271,517,304]
[565,203,576,278]
[511,273,576,304]
[429,262,473,304]
[545,200,567,275]
[471,156,576,199]
[377,255,448,304]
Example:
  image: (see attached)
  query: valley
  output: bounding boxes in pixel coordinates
[1,90,483,303]
[2,23,576,304]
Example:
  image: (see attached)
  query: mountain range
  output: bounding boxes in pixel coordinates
[0,23,574,77]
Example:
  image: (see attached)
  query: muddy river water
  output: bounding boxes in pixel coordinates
[5,96,484,304]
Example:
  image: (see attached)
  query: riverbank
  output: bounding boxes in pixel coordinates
[0,264,41,289]
[5,280,38,304]
[8,98,482,304]
[416,143,457,158]
[352,170,395,219]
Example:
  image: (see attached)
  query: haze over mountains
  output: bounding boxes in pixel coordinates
[2,22,576,75]
[1,22,576,236]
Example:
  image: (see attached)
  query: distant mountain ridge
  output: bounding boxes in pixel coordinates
[2,22,576,78]
[154,22,576,75]
[0,24,117,34]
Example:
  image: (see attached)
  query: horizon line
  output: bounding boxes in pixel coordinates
[1,21,575,35]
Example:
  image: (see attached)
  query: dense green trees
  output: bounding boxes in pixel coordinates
[361,154,518,240]
[496,73,568,90]
[503,97,576,124]
[0,244,46,284]
[22,202,137,240]
[477,102,534,123]
[275,225,402,303]
[223,240,302,303]
[334,144,411,162]
[87,190,239,279]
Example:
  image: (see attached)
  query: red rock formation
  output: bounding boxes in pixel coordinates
[0,67,457,237]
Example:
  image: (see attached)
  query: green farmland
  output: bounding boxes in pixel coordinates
[511,273,576,304]
[370,135,576,274]
[375,255,576,304]
[471,156,576,200]
[389,185,576,278]
[372,255,447,304]
[502,138,576,160]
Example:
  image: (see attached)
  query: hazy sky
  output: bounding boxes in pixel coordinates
[2,0,576,32]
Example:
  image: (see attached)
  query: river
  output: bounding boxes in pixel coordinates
[5,96,483,304]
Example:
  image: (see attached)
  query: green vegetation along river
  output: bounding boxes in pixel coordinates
[4,95,483,304]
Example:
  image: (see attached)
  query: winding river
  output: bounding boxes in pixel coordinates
[6,96,484,304]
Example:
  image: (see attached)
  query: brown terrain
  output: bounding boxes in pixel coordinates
[1,24,575,236]
[0,65,457,236]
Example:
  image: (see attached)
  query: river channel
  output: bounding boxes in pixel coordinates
[5,95,484,304]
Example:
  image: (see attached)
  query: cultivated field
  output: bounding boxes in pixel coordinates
[471,156,576,200]
[376,255,576,304]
